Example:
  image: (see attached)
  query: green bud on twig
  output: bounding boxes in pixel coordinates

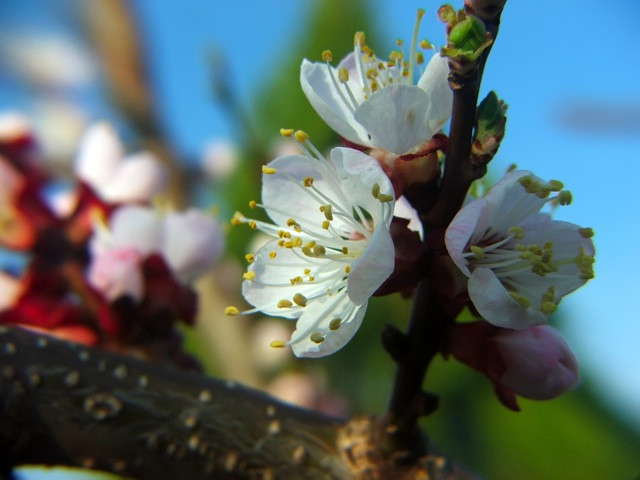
[472,91,507,163]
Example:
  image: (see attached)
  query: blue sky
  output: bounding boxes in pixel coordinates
[1,0,639,427]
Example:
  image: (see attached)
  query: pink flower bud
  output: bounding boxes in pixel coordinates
[492,325,579,401]
[451,322,579,409]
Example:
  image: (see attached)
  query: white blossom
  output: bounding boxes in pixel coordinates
[300,21,451,155]
[445,170,595,329]
[227,131,395,357]
[75,123,167,204]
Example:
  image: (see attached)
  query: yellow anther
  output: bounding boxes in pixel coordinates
[262,165,277,175]
[286,218,298,227]
[541,301,557,315]
[341,247,349,254]
[322,220,330,229]
[293,225,302,233]
[371,183,381,199]
[294,130,309,142]
[417,8,425,19]
[280,128,294,137]
[396,38,404,46]
[248,221,257,230]
[416,51,424,64]
[338,68,349,83]
[304,269,311,274]
[249,200,257,209]
[558,190,572,205]
[225,306,239,315]
[231,211,244,226]
[548,180,564,191]
[289,276,303,285]
[370,82,378,92]
[508,226,525,239]
[292,237,303,248]
[310,332,325,344]
[509,292,531,309]
[322,50,333,62]
[419,39,432,49]
[313,245,326,256]
[293,293,308,307]
[305,241,317,248]
[470,246,485,259]
[269,251,277,259]
[322,204,333,221]
[308,276,315,282]
[345,265,351,274]
[366,68,378,78]
[354,31,365,46]
[303,177,314,187]
[329,318,342,330]
[277,299,293,308]
[578,227,594,238]
[389,50,404,61]
[270,340,286,348]
[245,253,255,263]
[378,193,393,203]
[243,271,256,280]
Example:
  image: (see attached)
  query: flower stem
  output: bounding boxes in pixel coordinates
[384,2,506,455]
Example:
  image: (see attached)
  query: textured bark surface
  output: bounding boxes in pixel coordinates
[0,326,481,480]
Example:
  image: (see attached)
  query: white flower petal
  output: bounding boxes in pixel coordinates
[163,209,223,282]
[468,267,546,329]
[445,198,487,276]
[88,247,144,302]
[417,53,453,134]
[300,58,370,146]
[348,223,394,305]
[99,152,167,203]
[105,205,163,256]
[75,123,121,187]
[289,293,366,358]
[242,244,341,319]
[354,85,434,155]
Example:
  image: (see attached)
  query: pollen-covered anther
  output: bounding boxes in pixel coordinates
[243,271,256,281]
[509,292,531,309]
[262,165,277,175]
[269,251,277,259]
[329,318,342,330]
[231,211,245,226]
[245,253,255,263]
[558,190,572,205]
[341,247,349,254]
[313,245,326,256]
[270,340,286,348]
[225,306,239,315]
[293,293,308,307]
[249,200,257,209]
[310,332,325,344]
[303,177,314,187]
[470,246,485,259]
[290,276,303,285]
[321,204,333,221]
[354,31,365,46]
[338,68,349,83]
[277,299,293,308]
[294,130,309,143]
[508,226,525,239]
[578,228,594,239]
[322,220,330,229]
[280,128,294,137]
[344,265,351,274]
[249,221,257,230]
[322,50,333,62]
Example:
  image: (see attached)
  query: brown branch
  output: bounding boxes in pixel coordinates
[0,325,480,480]
[0,325,347,479]
[383,1,507,454]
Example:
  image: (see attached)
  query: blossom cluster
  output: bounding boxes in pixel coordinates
[0,116,223,365]
[226,10,595,408]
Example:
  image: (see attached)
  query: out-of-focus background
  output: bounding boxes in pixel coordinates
[1,1,639,479]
